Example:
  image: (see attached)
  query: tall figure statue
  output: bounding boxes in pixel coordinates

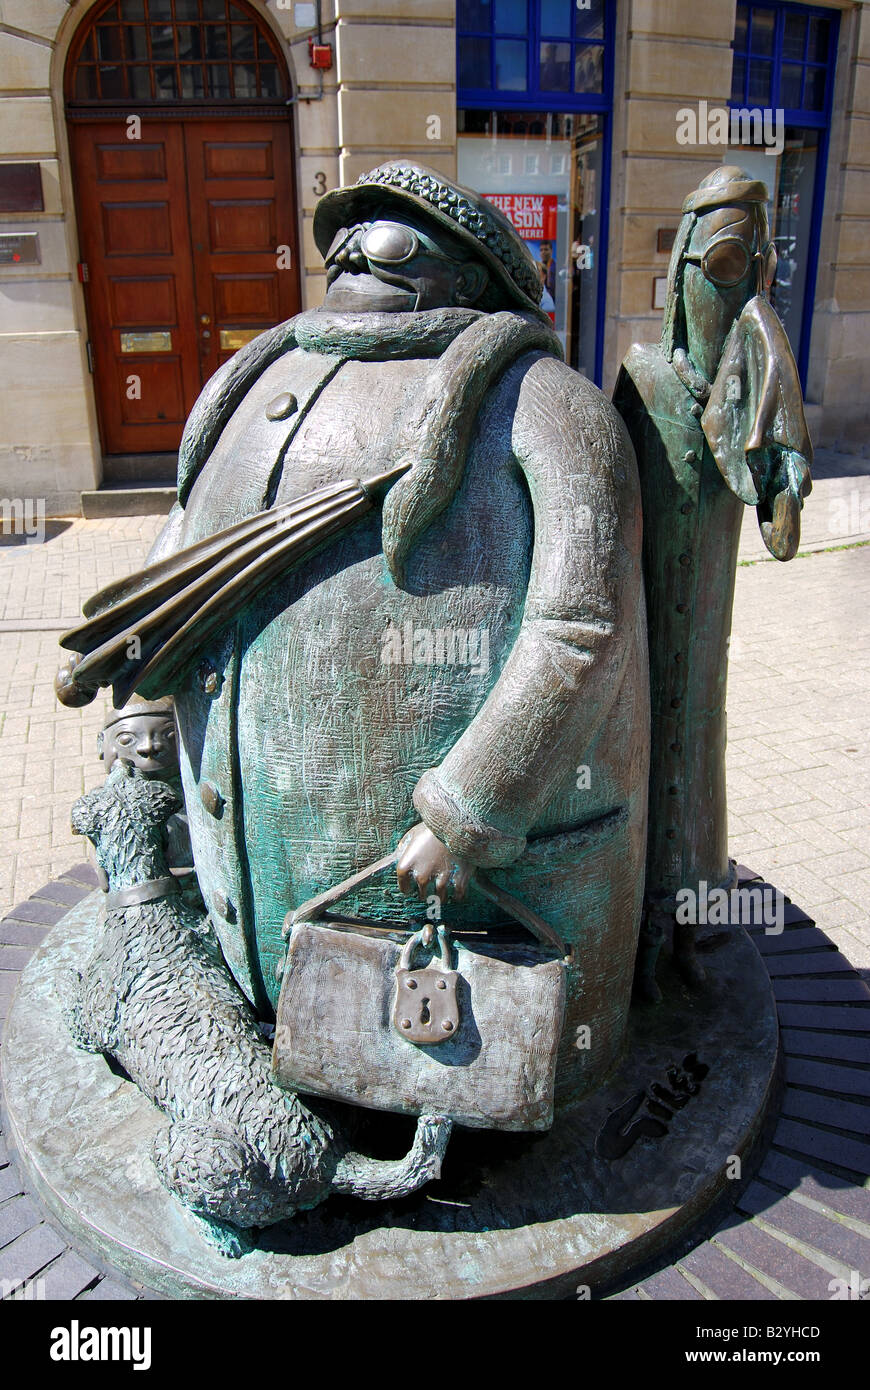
[614,166,812,1000]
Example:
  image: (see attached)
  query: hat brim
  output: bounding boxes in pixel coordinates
[313,182,548,320]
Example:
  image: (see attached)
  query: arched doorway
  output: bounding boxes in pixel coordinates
[66,0,300,458]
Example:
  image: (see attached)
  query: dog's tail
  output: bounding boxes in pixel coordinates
[330,1114,452,1201]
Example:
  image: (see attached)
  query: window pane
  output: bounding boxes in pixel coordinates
[459,36,490,87]
[574,42,603,94]
[731,54,746,104]
[101,1,121,17]
[150,24,176,59]
[495,37,526,89]
[748,59,771,105]
[258,61,282,96]
[176,25,202,58]
[230,24,255,58]
[539,39,570,90]
[804,66,827,111]
[233,62,258,97]
[207,62,231,96]
[734,3,748,53]
[540,0,571,38]
[575,0,604,41]
[129,65,152,99]
[154,64,179,97]
[494,0,525,33]
[457,0,491,30]
[96,26,124,60]
[175,0,202,18]
[750,8,774,56]
[120,0,146,19]
[149,0,172,19]
[75,66,99,98]
[180,64,206,97]
[781,63,802,109]
[98,64,127,98]
[204,24,229,58]
[124,25,149,59]
[783,13,806,61]
[808,16,831,64]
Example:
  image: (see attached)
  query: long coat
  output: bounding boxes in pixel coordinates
[614,344,741,914]
[153,321,650,1100]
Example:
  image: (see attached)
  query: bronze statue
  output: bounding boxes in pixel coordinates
[55,164,650,1239]
[613,166,812,1000]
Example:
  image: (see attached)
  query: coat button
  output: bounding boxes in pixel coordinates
[679,552,691,567]
[666,828,677,840]
[683,450,698,464]
[680,501,692,514]
[690,402,703,418]
[671,696,682,709]
[266,392,298,421]
[676,602,688,613]
[213,891,236,923]
[200,780,224,818]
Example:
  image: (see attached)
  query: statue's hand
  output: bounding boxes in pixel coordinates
[395,823,472,904]
[758,448,812,562]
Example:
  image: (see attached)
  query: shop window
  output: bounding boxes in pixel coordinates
[457,109,606,382]
[729,2,838,386]
[458,0,606,101]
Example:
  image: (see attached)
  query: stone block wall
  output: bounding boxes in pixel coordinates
[0,0,101,515]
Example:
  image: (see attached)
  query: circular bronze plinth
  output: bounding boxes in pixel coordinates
[2,892,778,1300]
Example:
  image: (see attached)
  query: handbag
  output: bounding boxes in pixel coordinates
[272,852,568,1132]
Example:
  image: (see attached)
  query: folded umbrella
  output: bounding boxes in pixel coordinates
[57,464,409,709]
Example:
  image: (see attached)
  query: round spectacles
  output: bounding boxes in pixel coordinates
[685,235,777,292]
[325,220,455,270]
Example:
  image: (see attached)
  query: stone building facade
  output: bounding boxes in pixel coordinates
[0,0,866,514]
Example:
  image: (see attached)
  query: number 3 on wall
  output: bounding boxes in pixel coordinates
[313,171,327,195]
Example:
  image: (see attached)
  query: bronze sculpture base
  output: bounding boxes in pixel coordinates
[2,892,779,1300]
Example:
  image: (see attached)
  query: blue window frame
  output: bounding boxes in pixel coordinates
[458,0,609,109]
[457,0,614,385]
[730,1,839,389]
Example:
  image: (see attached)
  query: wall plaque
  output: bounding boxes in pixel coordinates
[0,163,43,213]
[0,232,41,265]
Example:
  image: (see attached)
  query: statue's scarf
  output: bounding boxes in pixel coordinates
[177,305,563,584]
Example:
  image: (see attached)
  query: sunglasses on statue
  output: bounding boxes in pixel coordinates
[325,221,457,269]
[684,235,778,293]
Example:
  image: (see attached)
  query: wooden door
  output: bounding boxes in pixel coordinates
[71,117,299,456]
[184,121,299,381]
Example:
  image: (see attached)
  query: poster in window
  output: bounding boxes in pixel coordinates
[484,193,559,322]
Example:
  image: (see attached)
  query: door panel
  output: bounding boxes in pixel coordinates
[71,120,200,454]
[71,116,299,456]
[184,120,299,377]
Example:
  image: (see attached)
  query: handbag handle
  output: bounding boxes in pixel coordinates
[286,847,569,958]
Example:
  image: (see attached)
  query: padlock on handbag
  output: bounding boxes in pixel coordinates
[392,925,459,1045]
[273,848,568,1131]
